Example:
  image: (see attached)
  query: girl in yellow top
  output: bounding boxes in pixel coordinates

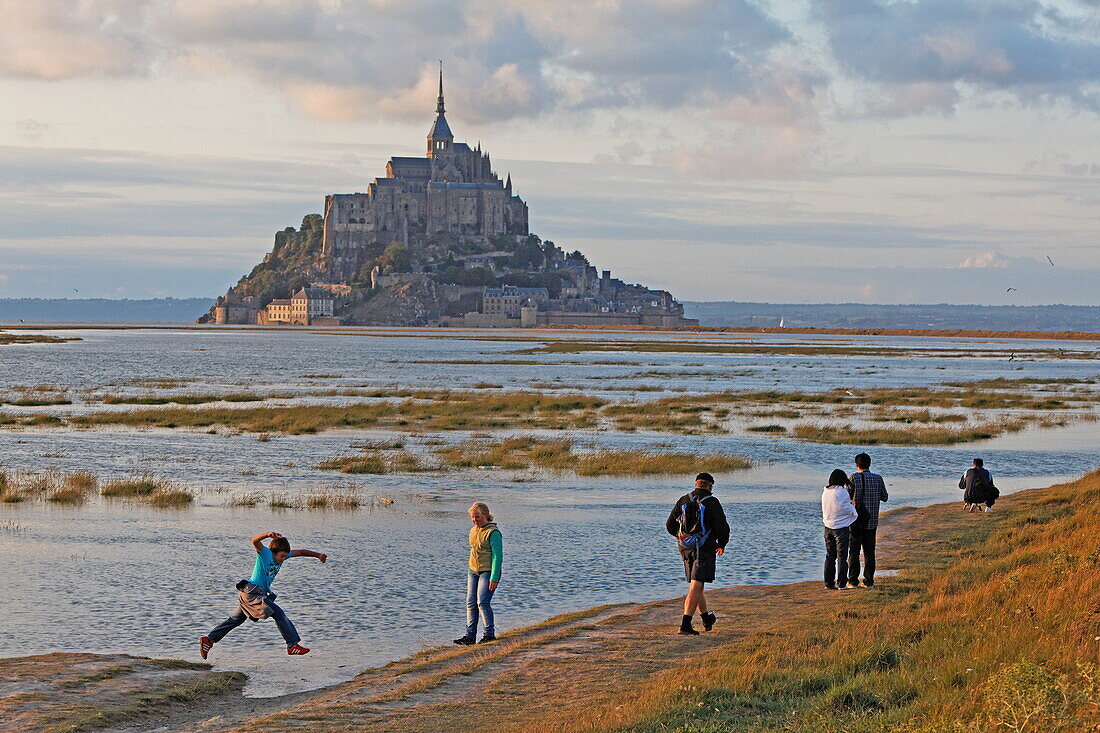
[454,502,503,645]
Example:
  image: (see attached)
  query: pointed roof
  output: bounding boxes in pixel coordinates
[429,60,453,140]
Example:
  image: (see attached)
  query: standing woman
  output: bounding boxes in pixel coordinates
[454,502,502,645]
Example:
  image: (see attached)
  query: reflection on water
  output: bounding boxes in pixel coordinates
[0,327,1097,696]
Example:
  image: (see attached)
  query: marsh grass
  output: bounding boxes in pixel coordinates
[1,395,72,406]
[147,489,193,507]
[747,424,787,433]
[0,333,76,345]
[72,391,607,434]
[49,381,1100,442]
[792,419,1028,446]
[0,470,98,504]
[102,392,266,405]
[101,475,193,507]
[433,436,752,476]
[868,408,968,424]
[316,448,434,474]
[227,492,263,508]
[101,477,161,497]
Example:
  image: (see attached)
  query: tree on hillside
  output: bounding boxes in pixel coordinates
[510,239,545,270]
[380,242,412,272]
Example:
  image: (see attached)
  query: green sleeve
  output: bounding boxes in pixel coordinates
[489,530,503,583]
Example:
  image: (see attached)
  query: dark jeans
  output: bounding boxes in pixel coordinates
[847,526,878,586]
[208,597,300,647]
[823,526,850,587]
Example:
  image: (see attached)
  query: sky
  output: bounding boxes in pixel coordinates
[1,0,1099,305]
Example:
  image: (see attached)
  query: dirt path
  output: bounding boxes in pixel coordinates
[2,496,972,733]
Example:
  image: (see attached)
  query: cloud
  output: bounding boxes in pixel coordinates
[957,250,1043,269]
[0,0,151,80]
[817,0,1100,115]
[0,0,817,126]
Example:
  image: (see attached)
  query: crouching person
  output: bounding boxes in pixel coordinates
[200,531,327,659]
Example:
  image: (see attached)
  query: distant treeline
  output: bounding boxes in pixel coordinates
[683,301,1100,333]
[0,298,213,323]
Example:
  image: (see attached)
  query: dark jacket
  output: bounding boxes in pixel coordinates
[666,488,730,551]
[959,467,998,504]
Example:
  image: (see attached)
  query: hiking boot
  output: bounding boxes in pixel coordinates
[286,644,310,656]
[678,624,700,636]
[453,635,476,646]
[963,503,972,511]
[861,580,874,588]
[701,612,716,631]
[199,636,212,660]
[477,634,497,644]
[825,583,838,590]
[983,506,994,513]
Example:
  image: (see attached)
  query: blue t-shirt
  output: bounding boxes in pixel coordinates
[249,546,283,593]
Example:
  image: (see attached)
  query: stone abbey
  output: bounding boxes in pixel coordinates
[322,67,529,280]
[201,65,697,328]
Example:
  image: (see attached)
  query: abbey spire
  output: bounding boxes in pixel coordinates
[427,60,453,157]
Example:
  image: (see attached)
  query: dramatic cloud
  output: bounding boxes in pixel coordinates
[0,0,814,125]
[817,0,1100,115]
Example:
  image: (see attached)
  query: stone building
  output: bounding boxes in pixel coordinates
[322,66,529,280]
[258,287,335,326]
[482,285,549,318]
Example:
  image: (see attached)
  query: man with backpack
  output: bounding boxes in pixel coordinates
[960,457,999,512]
[665,472,730,636]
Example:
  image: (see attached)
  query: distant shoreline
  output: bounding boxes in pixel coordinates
[4,322,1100,341]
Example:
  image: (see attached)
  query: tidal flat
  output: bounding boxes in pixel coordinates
[0,326,1098,698]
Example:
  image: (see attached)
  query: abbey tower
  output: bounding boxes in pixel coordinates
[321,65,529,280]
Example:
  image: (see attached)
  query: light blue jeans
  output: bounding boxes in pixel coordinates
[465,570,496,638]
[208,596,300,647]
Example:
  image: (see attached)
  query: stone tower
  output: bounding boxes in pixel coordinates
[427,62,453,159]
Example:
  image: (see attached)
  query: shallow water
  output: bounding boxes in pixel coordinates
[0,327,1097,697]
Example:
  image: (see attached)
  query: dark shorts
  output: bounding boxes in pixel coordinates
[681,548,717,583]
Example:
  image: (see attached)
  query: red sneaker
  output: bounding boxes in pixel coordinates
[199,636,213,660]
[286,644,310,656]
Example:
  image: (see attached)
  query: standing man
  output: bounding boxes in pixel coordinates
[666,472,730,636]
[847,453,889,588]
[960,457,999,512]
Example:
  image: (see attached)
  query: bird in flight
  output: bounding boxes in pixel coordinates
[1008,352,1016,362]
[1046,256,1055,267]
[1006,288,1018,293]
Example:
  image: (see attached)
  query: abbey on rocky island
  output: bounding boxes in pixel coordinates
[322,66,529,280]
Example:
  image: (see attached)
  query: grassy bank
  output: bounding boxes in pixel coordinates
[247,470,1100,733]
[5,473,1100,732]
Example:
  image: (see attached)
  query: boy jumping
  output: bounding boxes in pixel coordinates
[200,531,326,659]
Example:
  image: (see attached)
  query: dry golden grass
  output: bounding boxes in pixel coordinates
[567,470,1100,733]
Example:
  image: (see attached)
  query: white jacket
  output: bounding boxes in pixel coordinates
[822,485,858,529]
